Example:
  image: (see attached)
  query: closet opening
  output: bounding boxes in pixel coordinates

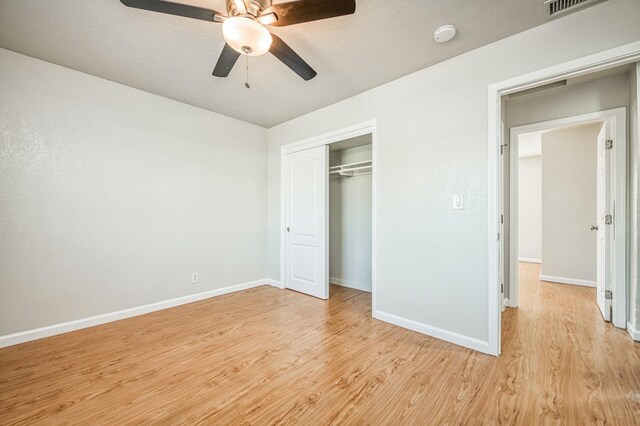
[281,120,377,313]
[329,135,373,299]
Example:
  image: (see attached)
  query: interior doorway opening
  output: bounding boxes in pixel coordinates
[502,104,627,334]
[488,50,640,356]
[507,117,623,325]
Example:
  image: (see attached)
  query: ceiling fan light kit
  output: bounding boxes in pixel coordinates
[222,17,272,56]
[120,0,357,82]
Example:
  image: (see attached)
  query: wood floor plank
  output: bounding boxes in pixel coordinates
[1,266,639,425]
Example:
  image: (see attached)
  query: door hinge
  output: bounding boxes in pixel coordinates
[605,214,613,225]
[605,290,612,300]
[501,214,504,224]
[605,139,613,150]
[501,283,504,293]
[500,144,508,155]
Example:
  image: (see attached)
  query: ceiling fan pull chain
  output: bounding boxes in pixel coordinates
[245,55,250,89]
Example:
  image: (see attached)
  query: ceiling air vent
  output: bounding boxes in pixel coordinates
[544,0,607,20]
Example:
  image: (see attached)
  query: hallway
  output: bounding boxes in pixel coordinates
[500,262,640,423]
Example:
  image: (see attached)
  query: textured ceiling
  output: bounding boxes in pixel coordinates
[0,0,548,127]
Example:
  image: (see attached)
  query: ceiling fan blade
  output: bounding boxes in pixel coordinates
[269,34,317,81]
[264,0,355,27]
[257,12,278,26]
[213,44,241,77]
[120,0,221,22]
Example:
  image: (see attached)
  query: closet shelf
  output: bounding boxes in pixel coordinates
[329,160,372,177]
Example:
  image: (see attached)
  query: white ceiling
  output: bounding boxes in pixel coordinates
[0,0,548,127]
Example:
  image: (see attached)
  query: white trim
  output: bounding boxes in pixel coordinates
[487,66,502,357]
[488,41,640,356]
[0,279,279,348]
[518,257,541,264]
[281,120,377,155]
[508,108,626,312]
[280,120,378,313]
[504,298,517,308]
[374,310,490,354]
[329,276,372,292]
[490,42,640,97]
[502,298,511,310]
[539,275,596,287]
[627,321,640,342]
[265,279,284,289]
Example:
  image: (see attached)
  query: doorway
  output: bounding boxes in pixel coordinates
[487,44,640,356]
[280,121,378,311]
[506,110,626,326]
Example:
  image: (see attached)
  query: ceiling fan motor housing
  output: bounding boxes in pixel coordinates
[227,0,271,18]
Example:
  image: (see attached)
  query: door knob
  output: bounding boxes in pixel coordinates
[590,225,598,231]
[287,227,290,232]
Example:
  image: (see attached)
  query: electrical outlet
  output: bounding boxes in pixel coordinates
[191,272,199,284]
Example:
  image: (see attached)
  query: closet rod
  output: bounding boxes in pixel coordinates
[329,165,372,175]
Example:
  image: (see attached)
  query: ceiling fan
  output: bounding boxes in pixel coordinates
[120,0,356,81]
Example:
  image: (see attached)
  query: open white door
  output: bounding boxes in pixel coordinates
[499,120,506,313]
[596,122,611,321]
[284,145,328,299]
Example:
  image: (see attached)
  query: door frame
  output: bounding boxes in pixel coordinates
[280,120,378,311]
[488,40,640,356]
[506,108,627,321]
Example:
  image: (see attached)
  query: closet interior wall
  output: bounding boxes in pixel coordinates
[329,143,373,293]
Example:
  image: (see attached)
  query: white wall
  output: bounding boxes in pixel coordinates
[0,49,268,336]
[518,154,542,262]
[266,0,640,350]
[329,145,372,292]
[541,124,600,284]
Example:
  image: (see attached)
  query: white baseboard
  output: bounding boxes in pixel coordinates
[518,257,541,264]
[329,276,372,292]
[0,278,281,349]
[539,274,596,288]
[264,279,284,289]
[373,310,491,355]
[628,321,640,342]
[503,298,518,308]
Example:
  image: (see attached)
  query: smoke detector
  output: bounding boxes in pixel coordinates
[434,25,456,43]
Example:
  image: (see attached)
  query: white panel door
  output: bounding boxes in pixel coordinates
[596,122,611,321]
[499,120,506,313]
[284,145,328,299]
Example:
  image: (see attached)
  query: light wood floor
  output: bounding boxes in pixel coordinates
[1,263,639,425]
